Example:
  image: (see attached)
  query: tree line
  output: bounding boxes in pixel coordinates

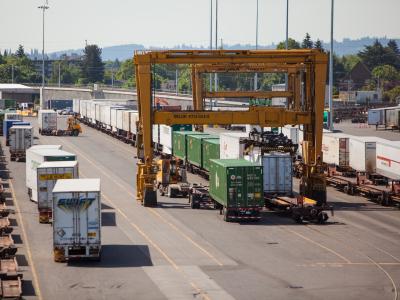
[1,35,399,102]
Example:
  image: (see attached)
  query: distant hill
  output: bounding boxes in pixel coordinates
[46,37,400,61]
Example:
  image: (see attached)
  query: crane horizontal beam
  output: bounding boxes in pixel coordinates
[153,108,311,127]
[204,91,293,99]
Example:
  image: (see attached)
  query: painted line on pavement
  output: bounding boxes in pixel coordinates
[9,179,43,300]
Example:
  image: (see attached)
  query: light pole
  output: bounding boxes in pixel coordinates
[285,0,289,89]
[329,0,334,131]
[254,0,259,91]
[209,0,213,96]
[285,0,289,50]
[38,2,49,88]
[214,0,218,100]
[58,62,61,87]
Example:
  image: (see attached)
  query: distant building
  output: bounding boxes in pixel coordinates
[338,90,382,104]
[341,61,371,90]
[0,84,39,103]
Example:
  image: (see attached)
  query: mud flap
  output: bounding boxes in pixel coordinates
[143,190,157,207]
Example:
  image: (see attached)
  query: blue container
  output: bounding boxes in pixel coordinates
[4,120,30,145]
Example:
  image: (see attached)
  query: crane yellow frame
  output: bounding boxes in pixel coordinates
[134,50,328,207]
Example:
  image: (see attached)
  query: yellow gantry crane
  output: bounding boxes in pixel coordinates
[134,50,328,207]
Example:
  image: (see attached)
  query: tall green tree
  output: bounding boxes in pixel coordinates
[115,59,135,88]
[302,33,313,49]
[387,39,399,55]
[359,40,400,71]
[82,45,104,83]
[314,39,323,51]
[276,38,300,50]
[372,65,399,82]
[15,45,25,58]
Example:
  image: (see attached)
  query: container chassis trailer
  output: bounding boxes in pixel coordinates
[9,150,26,162]
[326,173,400,207]
[265,195,333,224]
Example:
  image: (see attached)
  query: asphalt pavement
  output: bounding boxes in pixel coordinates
[8,117,400,300]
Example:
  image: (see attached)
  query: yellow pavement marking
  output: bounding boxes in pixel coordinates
[56,136,223,267]
[9,179,43,300]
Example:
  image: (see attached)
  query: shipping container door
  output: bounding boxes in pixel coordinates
[227,167,243,208]
[81,191,100,245]
[339,138,349,166]
[278,157,292,192]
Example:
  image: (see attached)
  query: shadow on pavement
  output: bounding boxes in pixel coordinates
[68,244,153,268]
[22,280,36,296]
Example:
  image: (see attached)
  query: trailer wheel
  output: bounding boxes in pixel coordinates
[223,207,232,222]
[293,213,303,224]
[318,212,329,224]
[73,129,79,136]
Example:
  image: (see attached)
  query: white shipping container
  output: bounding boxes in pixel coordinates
[368,109,385,125]
[349,136,380,172]
[129,111,139,135]
[95,103,102,124]
[281,126,299,144]
[90,102,96,124]
[56,115,69,131]
[122,110,134,132]
[376,142,400,180]
[52,179,101,261]
[37,161,79,223]
[26,148,76,202]
[38,110,57,131]
[99,104,107,125]
[4,113,23,121]
[72,99,80,114]
[322,133,350,166]
[9,125,33,152]
[159,125,173,154]
[262,153,293,194]
[220,132,248,159]
[116,109,126,130]
[153,125,159,145]
[385,108,400,128]
[110,108,124,131]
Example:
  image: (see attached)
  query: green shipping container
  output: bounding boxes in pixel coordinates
[187,134,218,167]
[209,159,263,220]
[172,131,208,161]
[202,138,220,171]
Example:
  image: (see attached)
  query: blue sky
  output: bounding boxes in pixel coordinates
[0,0,399,52]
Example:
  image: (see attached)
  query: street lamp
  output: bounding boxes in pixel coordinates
[329,0,334,131]
[38,1,49,88]
[254,0,259,91]
[214,0,218,106]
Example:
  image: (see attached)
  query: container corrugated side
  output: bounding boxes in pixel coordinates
[322,133,350,166]
[202,138,220,172]
[172,131,206,161]
[9,126,33,152]
[219,132,248,159]
[262,153,292,194]
[186,134,212,167]
[349,136,378,172]
[209,159,263,208]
